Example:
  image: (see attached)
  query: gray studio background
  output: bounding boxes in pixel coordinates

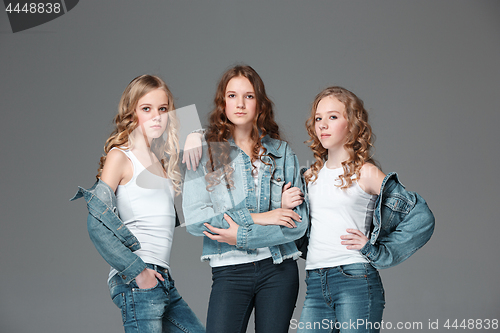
[1,1,499,332]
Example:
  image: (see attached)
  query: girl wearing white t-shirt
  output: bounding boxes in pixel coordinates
[297,86,386,333]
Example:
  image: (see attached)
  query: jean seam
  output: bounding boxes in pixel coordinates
[165,315,190,333]
[321,270,332,308]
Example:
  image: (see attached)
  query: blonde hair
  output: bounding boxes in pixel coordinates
[305,86,375,189]
[97,74,182,195]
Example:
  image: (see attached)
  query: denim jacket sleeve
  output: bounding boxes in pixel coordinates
[182,140,308,250]
[360,172,435,269]
[234,147,309,249]
[182,150,254,236]
[70,180,147,283]
[295,167,311,259]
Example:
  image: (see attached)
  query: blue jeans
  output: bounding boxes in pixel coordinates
[206,258,299,333]
[298,263,385,333]
[108,264,205,333]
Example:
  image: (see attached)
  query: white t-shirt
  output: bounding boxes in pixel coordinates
[305,165,376,270]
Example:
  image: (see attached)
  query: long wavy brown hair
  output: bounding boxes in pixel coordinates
[304,86,375,189]
[96,74,182,195]
[205,65,281,190]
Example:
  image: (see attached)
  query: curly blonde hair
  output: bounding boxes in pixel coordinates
[205,65,281,191]
[97,74,182,195]
[304,86,375,189]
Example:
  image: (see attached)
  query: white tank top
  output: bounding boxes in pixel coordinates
[109,148,176,279]
[305,165,376,270]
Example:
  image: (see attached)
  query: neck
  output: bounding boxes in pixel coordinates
[130,129,153,153]
[326,146,350,169]
[233,126,255,156]
[233,125,253,146]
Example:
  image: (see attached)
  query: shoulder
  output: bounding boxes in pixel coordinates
[105,148,130,165]
[358,162,386,195]
[101,148,133,191]
[263,135,286,148]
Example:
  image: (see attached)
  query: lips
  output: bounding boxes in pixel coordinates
[320,134,331,139]
[235,112,247,116]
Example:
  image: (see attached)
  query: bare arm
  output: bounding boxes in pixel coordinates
[100,149,163,288]
[181,132,203,171]
[357,163,385,195]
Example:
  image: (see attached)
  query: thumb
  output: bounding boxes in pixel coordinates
[282,181,292,192]
[154,270,165,281]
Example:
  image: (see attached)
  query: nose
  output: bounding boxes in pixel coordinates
[318,119,327,129]
[152,108,161,120]
[237,96,245,109]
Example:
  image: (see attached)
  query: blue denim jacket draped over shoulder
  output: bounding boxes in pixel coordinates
[360,172,435,269]
[182,135,309,264]
[70,179,147,283]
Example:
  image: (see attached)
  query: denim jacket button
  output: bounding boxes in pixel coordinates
[277,178,282,181]
[121,275,126,280]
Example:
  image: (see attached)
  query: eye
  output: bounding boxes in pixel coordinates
[246,94,255,99]
[330,115,338,120]
[142,107,150,112]
[228,94,235,98]
[315,117,321,122]
[159,107,168,112]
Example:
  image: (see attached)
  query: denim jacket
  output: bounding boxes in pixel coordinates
[360,172,435,269]
[71,180,147,284]
[297,171,434,269]
[182,135,309,264]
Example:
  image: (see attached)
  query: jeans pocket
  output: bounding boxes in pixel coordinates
[111,292,126,323]
[339,263,368,278]
[130,278,160,292]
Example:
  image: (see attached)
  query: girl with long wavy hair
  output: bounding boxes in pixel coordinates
[295,86,434,332]
[182,65,308,333]
[72,75,205,333]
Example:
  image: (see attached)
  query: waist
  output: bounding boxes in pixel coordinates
[145,263,172,280]
[306,262,377,274]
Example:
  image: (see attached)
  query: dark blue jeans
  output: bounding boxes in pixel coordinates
[298,263,385,333]
[206,258,299,333]
[108,264,205,333]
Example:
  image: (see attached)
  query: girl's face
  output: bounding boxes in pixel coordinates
[314,95,349,150]
[135,88,169,139]
[224,76,257,129]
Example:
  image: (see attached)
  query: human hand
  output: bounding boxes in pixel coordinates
[340,229,369,250]
[134,268,164,289]
[281,182,304,209]
[182,133,203,171]
[203,214,239,245]
[251,208,301,228]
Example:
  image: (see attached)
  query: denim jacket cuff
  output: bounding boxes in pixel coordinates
[236,224,248,249]
[117,256,148,284]
[360,241,376,261]
[233,208,253,249]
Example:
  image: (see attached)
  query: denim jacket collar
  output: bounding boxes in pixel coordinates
[226,134,283,158]
[70,178,117,210]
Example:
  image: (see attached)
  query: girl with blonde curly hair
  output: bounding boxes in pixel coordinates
[73,74,205,333]
[295,86,434,332]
